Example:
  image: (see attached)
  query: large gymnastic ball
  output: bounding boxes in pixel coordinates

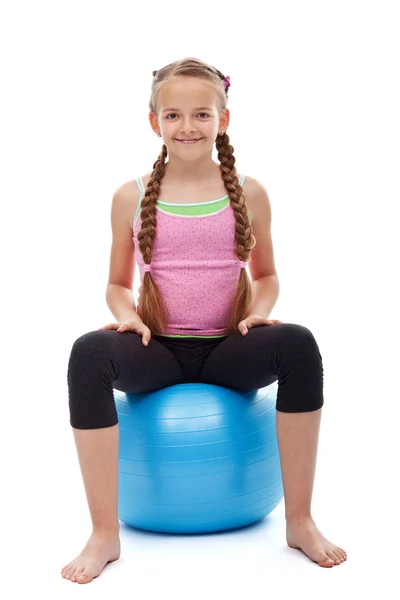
[114,382,283,534]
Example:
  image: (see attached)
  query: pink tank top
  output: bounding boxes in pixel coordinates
[133,174,251,338]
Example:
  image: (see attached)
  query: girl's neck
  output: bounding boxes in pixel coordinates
[164,159,220,183]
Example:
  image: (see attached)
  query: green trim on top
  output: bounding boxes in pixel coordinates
[156,333,228,339]
[133,174,251,228]
[157,196,231,216]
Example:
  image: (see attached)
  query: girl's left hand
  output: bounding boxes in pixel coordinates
[238,314,284,336]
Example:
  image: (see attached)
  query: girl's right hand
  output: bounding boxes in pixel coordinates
[98,316,152,346]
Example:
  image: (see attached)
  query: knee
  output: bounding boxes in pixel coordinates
[280,323,319,345]
[276,323,323,365]
[67,330,119,429]
[274,324,324,412]
[69,329,111,355]
[68,330,114,373]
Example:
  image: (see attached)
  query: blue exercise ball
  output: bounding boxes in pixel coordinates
[114,383,283,534]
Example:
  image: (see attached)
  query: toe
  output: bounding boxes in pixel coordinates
[66,566,76,579]
[77,571,93,584]
[70,568,80,582]
[61,563,71,576]
[320,558,335,567]
[327,550,340,563]
[71,567,84,582]
[331,550,342,564]
[334,547,347,561]
[74,567,84,580]
[318,555,335,567]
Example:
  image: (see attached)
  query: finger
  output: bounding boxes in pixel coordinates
[249,318,271,327]
[256,318,273,325]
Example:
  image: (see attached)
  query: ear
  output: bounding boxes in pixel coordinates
[220,108,230,132]
[149,111,160,136]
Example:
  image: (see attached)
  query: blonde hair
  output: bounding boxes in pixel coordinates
[137,57,256,335]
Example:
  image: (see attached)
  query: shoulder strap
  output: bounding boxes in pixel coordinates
[135,176,145,200]
[133,177,145,229]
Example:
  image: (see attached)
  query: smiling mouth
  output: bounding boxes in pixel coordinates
[176,138,203,143]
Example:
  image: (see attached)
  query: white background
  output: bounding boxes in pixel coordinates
[1,0,399,597]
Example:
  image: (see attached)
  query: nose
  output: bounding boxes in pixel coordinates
[179,119,197,135]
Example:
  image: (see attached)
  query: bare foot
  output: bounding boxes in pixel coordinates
[61,529,121,584]
[286,516,347,568]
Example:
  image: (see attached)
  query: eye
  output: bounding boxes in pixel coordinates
[165,113,210,119]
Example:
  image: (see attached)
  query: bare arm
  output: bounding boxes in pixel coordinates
[246,177,280,317]
[249,274,280,318]
[104,182,141,322]
[106,283,138,322]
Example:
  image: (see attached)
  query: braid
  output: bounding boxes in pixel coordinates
[136,144,170,335]
[216,132,256,334]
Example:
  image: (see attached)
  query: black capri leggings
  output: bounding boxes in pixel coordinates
[67,323,324,429]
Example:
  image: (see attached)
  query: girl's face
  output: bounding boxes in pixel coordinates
[151,76,229,155]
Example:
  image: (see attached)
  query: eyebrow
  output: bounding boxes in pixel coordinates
[162,106,214,113]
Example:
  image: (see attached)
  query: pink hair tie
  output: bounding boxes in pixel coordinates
[223,75,231,90]
[239,261,247,268]
[143,264,151,272]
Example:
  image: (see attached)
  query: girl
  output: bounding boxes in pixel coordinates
[62,57,347,584]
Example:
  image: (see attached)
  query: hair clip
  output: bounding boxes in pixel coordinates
[223,75,231,90]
